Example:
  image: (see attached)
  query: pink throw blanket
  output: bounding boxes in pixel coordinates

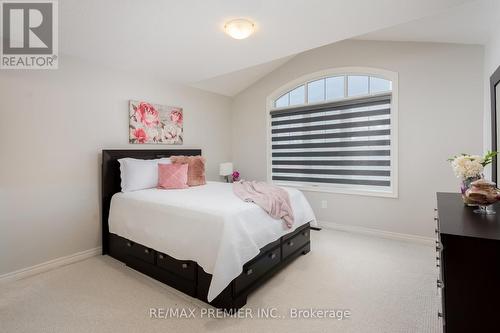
[233,181,294,228]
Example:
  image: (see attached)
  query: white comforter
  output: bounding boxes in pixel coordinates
[108,181,316,301]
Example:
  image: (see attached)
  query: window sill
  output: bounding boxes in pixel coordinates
[273,181,398,199]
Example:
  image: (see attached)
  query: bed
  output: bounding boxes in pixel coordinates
[102,149,316,310]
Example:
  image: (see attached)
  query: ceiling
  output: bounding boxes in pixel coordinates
[59,0,474,96]
[190,55,294,96]
[357,0,499,45]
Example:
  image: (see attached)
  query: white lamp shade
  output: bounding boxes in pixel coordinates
[219,162,233,176]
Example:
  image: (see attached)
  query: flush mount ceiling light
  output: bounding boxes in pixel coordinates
[224,19,255,40]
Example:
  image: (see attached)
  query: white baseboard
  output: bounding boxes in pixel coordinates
[318,221,434,246]
[0,247,102,283]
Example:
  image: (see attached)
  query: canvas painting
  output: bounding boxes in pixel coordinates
[129,100,183,144]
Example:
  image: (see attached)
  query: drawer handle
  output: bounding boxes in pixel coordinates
[269,252,277,260]
[437,280,444,289]
[158,254,164,260]
[302,231,309,237]
[434,217,439,221]
[144,248,150,254]
[288,241,294,247]
[436,244,442,252]
[182,263,188,269]
[126,242,132,247]
[438,312,443,318]
[246,268,253,276]
[435,228,439,234]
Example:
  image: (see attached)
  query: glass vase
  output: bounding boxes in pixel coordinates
[461,175,482,206]
[473,204,496,215]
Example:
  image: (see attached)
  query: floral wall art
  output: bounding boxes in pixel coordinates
[129,100,183,144]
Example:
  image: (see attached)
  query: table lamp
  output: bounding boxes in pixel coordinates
[219,162,233,183]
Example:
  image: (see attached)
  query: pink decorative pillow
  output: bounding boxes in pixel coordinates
[157,163,189,189]
[170,155,206,186]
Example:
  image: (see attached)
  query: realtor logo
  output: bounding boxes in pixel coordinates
[1,0,58,69]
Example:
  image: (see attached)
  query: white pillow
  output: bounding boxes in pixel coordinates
[118,157,171,192]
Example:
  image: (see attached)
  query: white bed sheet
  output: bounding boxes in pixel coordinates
[108,181,316,302]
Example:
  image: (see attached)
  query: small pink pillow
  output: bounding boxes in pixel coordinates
[157,163,189,189]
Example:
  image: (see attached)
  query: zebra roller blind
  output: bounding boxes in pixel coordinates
[270,94,392,191]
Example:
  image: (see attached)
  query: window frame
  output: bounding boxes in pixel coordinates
[266,67,399,198]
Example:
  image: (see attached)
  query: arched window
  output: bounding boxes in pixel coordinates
[274,75,392,108]
[267,68,398,197]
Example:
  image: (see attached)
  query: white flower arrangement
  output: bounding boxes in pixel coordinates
[448,151,497,180]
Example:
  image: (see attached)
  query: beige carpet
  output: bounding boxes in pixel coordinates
[0,229,441,333]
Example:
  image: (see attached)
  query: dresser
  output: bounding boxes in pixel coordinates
[436,193,500,333]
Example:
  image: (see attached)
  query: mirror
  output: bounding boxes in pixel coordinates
[491,65,500,183]
[497,84,500,177]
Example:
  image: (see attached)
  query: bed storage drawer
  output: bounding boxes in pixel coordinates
[157,253,195,281]
[283,227,310,259]
[109,234,128,261]
[125,240,155,264]
[234,246,281,295]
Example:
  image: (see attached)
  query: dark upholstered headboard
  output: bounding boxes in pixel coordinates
[101,149,202,254]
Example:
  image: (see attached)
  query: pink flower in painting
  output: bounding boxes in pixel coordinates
[133,128,148,143]
[169,109,183,125]
[135,102,160,127]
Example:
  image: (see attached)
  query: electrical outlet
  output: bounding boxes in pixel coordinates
[321,200,327,209]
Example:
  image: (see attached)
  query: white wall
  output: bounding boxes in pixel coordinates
[0,56,232,275]
[231,40,484,237]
